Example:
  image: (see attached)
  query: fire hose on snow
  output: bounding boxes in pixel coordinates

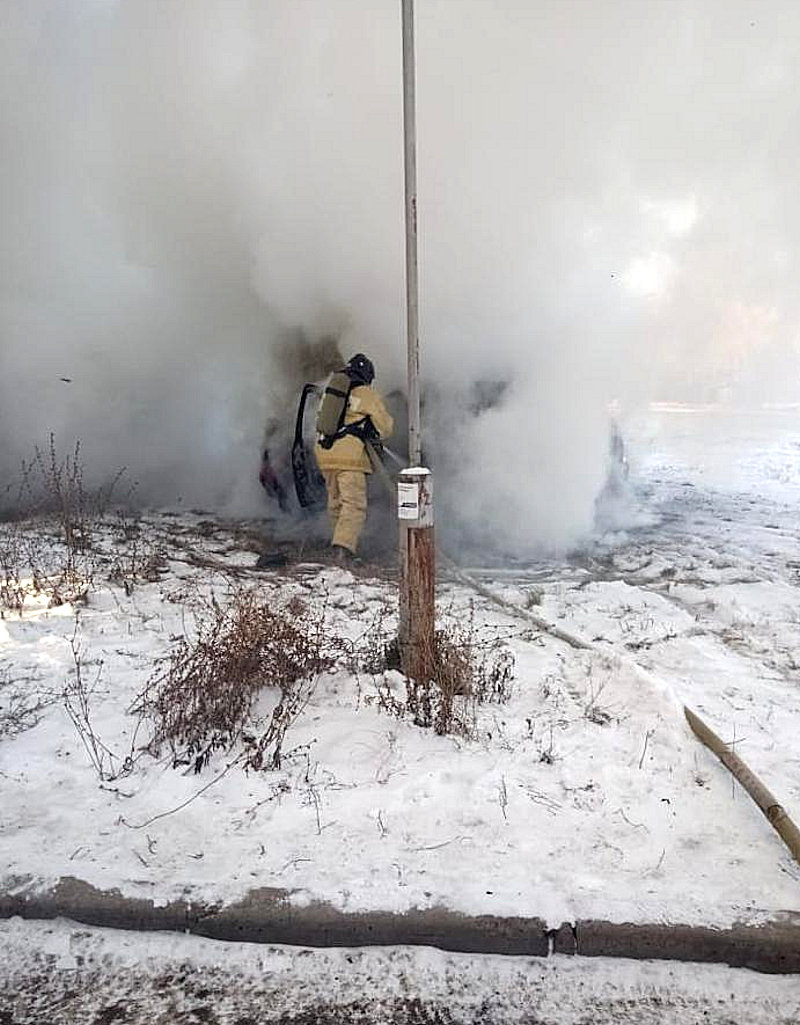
[287,379,800,872]
[369,441,800,870]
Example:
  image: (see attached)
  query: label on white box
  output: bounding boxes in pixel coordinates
[398,481,420,520]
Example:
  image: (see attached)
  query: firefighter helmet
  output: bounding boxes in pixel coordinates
[345,353,375,385]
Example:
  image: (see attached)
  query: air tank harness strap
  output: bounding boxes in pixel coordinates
[318,416,374,450]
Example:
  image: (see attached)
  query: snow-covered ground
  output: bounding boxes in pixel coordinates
[2,917,798,1025]
[1,405,800,930]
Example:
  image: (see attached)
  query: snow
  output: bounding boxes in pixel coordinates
[1,918,798,1025]
[1,405,800,932]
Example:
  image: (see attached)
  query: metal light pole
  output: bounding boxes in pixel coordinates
[402,0,421,467]
[399,0,434,679]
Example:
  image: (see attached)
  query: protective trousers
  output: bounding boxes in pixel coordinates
[322,470,367,554]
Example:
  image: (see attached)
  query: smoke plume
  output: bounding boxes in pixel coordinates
[2,0,800,551]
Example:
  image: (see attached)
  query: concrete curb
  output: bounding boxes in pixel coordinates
[1,876,799,974]
[552,918,800,974]
[0,877,548,957]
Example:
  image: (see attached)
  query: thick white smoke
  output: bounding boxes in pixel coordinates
[2,0,800,551]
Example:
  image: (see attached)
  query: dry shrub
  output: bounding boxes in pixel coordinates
[0,666,55,740]
[0,515,83,613]
[0,487,57,614]
[408,622,514,736]
[29,436,94,553]
[0,529,32,615]
[138,588,339,773]
[352,606,401,677]
[57,620,147,780]
[0,435,128,613]
[362,607,514,737]
[62,628,122,780]
[107,512,166,595]
[107,544,165,595]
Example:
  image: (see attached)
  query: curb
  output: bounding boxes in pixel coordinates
[551,918,800,974]
[0,877,547,957]
[1,877,799,974]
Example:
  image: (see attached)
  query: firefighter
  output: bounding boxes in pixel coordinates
[314,353,393,561]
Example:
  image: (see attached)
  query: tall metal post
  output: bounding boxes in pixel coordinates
[399,0,434,678]
[402,0,421,466]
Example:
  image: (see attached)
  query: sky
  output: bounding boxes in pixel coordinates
[2,0,800,550]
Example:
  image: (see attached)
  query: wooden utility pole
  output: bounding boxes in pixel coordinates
[399,0,434,677]
[398,468,435,677]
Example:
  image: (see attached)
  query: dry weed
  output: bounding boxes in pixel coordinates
[137,587,340,773]
[0,435,130,613]
[107,511,166,594]
[360,605,514,737]
[0,666,56,740]
[408,620,514,736]
[62,625,122,780]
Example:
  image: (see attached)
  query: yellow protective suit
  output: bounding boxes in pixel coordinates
[314,383,394,553]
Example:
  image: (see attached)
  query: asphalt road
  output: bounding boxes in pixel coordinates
[2,920,798,1025]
